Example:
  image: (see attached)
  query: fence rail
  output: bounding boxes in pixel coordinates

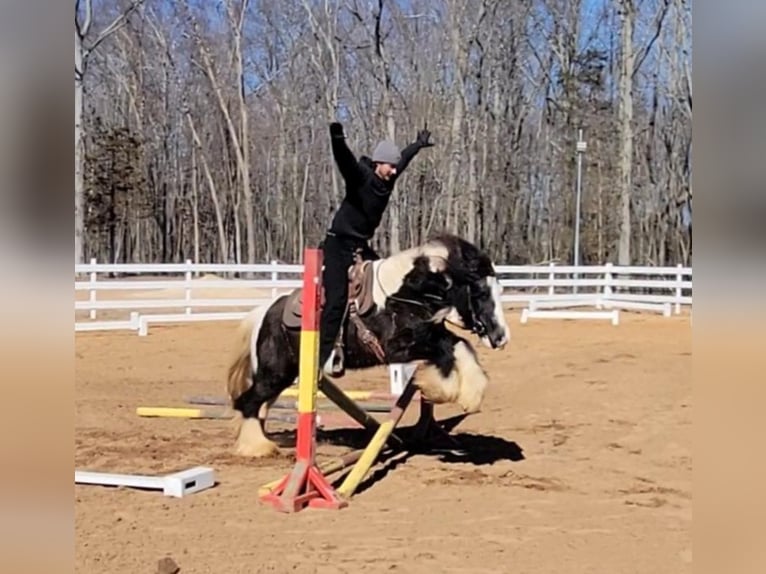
[74,259,692,334]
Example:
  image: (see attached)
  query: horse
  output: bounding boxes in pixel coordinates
[225,233,510,457]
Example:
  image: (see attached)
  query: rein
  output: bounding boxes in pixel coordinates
[373,256,478,333]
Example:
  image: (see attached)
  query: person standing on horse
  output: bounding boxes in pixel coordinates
[319,121,434,377]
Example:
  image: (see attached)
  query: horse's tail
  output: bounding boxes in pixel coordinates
[226,304,268,403]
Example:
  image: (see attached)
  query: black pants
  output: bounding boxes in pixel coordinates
[318,234,379,367]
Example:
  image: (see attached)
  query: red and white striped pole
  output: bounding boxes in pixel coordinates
[259,247,347,512]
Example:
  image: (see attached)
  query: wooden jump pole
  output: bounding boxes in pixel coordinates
[136,406,304,424]
[136,407,232,420]
[187,390,401,406]
[258,377,421,499]
[259,247,347,512]
[318,376,405,448]
[335,379,419,498]
[135,407,361,428]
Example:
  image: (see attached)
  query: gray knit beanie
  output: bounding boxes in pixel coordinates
[372,140,401,165]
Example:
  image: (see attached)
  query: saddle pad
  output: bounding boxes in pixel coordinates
[348,260,376,316]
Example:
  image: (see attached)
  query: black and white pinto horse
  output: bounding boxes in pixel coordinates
[225,234,510,457]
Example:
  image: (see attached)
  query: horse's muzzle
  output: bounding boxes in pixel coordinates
[486,327,509,349]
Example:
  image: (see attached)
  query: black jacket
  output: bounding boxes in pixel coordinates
[328,135,423,241]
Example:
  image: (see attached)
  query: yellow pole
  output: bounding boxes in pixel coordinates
[279,388,384,401]
[136,407,231,419]
[336,421,396,497]
[335,380,419,498]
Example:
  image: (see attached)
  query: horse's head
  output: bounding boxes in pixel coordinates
[447,272,508,349]
[430,235,510,349]
[393,255,454,317]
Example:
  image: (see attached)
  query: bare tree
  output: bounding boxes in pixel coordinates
[617,0,670,265]
[79,0,691,267]
[75,0,144,264]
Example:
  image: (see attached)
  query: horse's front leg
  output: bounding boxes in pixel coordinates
[447,333,489,414]
[401,332,488,414]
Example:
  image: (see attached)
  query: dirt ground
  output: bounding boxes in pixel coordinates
[75,310,691,574]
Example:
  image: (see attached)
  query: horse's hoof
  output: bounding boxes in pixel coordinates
[234,440,280,458]
[234,418,280,457]
[457,384,486,414]
[458,396,483,414]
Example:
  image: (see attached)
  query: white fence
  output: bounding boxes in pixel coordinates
[74,259,692,334]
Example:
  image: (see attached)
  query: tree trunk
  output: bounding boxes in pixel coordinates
[191,144,201,264]
[466,123,478,243]
[195,22,253,264]
[444,92,465,233]
[596,148,604,262]
[618,0,635,265]
[385,102,400,254]
[186,113,227,263]
[230,0,255,264]
[75,30,85,264]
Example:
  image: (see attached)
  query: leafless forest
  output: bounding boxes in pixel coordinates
[75,0,692,266]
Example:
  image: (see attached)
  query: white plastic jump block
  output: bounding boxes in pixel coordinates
[75,466,215,498]
[599,299,671,316]
[388,363,417,396]
[520,308,620,326]
[528,298,601,311]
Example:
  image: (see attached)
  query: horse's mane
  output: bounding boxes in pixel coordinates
[426,233,495,286]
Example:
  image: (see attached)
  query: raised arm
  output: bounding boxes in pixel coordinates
[330,122,365,187]
[393,127,434,180]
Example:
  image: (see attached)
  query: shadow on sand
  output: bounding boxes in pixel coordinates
[268,412,525,496]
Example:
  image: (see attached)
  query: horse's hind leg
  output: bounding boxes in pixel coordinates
[229,301,299,457]
[233,377,284,457]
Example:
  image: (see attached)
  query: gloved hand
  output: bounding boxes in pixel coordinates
[330,122,345,139]
[416,127,434,148]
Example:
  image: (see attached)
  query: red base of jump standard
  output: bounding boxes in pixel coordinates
[259,413,347,512]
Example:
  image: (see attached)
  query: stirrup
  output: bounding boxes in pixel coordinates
[322,348,345,378]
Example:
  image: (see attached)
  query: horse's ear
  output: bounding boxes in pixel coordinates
[403,256,430,289]
[413,256,431,271]
[411,256,432,279]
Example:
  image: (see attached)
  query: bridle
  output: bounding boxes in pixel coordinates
[454,283,488,338]
[373,258,488,337]
[466,290,488,338]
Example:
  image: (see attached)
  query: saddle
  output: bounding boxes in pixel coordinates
[282,255,377,330]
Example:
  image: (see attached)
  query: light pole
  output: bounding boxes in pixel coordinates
[574,129,587,293]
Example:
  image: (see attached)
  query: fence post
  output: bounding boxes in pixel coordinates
[271,260,278,299]
[548,262,555,296]
[675,263,682,315]
[185,259,192,315]
[604,262,613,299]
[89,257,97,320]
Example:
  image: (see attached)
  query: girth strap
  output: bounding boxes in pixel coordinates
[347,301,386,362]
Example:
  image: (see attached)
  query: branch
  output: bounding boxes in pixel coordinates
[145,7,175,69]
[374,0,384,60]
[632,0,671,77]
[238,0,250,34]
[83,0,144,59]
[75,0,93,38]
